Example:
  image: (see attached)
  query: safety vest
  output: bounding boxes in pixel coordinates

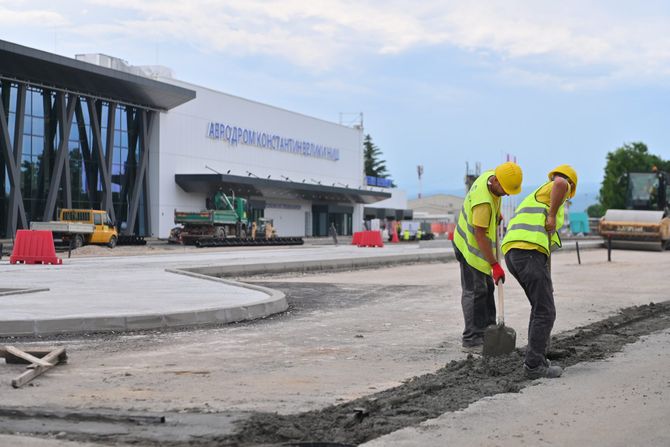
[453,170,498,275]
[502,182,565,253]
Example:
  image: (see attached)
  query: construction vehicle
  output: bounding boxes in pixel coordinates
[599,171,670,250]
[30,209,119,248]
[169,190,303,247]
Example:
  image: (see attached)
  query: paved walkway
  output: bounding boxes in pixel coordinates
[0,240,601,336]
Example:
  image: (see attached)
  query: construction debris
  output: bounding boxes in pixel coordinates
[0,346,67,388]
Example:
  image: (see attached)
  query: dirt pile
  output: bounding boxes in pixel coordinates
[220,301,670,447]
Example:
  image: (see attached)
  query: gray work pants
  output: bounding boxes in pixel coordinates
[504,248,555,368]
[453,244,496,346]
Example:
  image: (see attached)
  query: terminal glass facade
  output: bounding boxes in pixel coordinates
[0,81,149,237]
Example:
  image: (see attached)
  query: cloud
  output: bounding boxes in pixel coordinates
[0,5,68,27]
[3,0,670,87]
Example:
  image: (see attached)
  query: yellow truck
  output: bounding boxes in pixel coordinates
[30,209,118,248]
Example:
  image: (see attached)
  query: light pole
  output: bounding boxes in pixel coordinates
[417,165,424,199]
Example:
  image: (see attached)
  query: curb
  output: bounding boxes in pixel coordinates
[0,272,287,338]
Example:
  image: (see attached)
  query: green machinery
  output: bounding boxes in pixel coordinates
[172,191,248,244]
[170,191,303,247]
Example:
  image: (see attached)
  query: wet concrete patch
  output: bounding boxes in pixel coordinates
[219,301,670,446]
[249,282,426,314]
[0,407,244,446]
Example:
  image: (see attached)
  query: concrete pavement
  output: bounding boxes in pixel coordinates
[0,239,601,337]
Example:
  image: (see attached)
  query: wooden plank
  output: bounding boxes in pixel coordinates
[12,347,66,388]
[0,347,67,364]
[4,346,52,367]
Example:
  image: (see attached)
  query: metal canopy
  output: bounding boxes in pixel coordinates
[364,207,413,219]
[0,39,195,110]
[175,174,391,204]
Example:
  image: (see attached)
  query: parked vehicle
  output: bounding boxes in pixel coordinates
[30,209,118,248]
[169,191,302,247]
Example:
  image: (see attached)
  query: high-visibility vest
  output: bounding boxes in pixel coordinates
[502,182,565,253]
[453,170,498,275]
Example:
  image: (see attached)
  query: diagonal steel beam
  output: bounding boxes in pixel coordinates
[7,84,28,233]
[60,94,72,209]
[74,98,97,208]
[86,98,114,218]
[103,102,116,223]
[120,108,140,224]
[126,110,153,235]
[0,86,27,236]
[42,93,76,221]
[142,150,152,236]
[36,90,53,207]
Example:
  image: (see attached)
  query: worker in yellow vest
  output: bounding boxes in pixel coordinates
[502,164,577,379]
[453,161,523,352]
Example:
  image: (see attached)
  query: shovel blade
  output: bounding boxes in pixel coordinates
[482,323,516,357]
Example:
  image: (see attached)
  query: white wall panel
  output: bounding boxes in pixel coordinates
[152,79,366,238]
[264,203,308,237]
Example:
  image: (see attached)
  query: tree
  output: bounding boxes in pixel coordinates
[586,203,605,218]
[363,134,392,180]
[598,142,665,210]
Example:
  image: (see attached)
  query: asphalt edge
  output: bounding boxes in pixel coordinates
[0,287,50,297]
[181,251,456,278]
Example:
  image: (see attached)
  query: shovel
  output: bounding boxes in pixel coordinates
[483,224,517,357]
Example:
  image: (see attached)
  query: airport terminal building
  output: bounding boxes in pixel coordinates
[0,39,396,239]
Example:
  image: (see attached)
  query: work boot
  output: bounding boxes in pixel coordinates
[461,344,483,355]
[461,339,483,355]
[524,362,563,379]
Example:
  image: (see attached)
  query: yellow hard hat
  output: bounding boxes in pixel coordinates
[548,164,578,198]
[494,162,523,195]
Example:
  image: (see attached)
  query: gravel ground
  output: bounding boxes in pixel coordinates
[0,248,667,446]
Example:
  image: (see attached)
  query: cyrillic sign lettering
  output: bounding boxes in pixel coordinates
[206,121,341,161]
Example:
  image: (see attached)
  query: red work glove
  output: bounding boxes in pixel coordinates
[491,262,505,285]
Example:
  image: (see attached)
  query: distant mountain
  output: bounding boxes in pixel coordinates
[413,182,601,213]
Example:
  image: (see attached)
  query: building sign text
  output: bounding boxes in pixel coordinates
[207,122,340,162]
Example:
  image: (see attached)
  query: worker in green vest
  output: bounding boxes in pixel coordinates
[502,164,577,379]
[453,161,523,352]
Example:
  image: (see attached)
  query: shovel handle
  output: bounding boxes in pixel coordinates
[496,223,505,325]
[547,230,552,274]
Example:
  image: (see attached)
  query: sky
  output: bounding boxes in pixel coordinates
[2,0,670,208]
